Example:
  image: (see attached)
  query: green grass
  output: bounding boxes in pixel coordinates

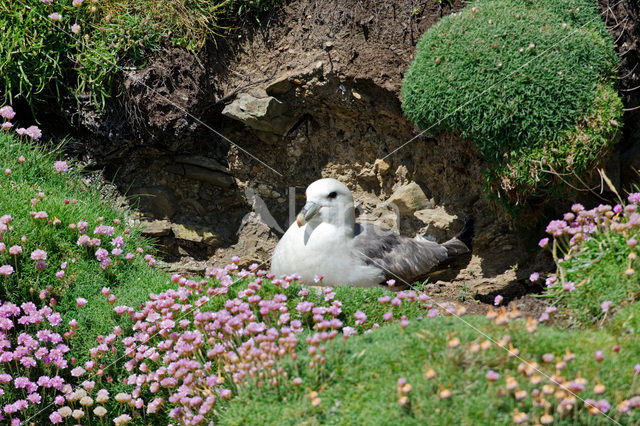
[0,131,171,356]
[401,0,622,205]
[219,315,640,425]
[0,0,281,107]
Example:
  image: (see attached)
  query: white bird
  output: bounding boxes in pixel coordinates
[271,178,471,286]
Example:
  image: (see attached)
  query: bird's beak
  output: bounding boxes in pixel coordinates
[296,202,321,227]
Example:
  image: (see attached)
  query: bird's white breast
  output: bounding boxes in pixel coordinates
[271,222,383,286]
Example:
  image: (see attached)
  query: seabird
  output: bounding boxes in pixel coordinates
[271,178,471,286]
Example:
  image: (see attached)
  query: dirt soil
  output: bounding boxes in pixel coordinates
[62,0,640,320]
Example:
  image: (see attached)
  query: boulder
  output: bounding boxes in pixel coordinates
[171,223,223,247]
[388,182,432,214]
[414,207,463,242]
[222,93,298,136]
[266,76,293,96]
[141,219,172,237]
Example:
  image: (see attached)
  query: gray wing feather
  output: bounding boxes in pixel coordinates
[352,222,462,284]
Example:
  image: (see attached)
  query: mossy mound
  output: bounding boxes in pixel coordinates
[401,0,623,205]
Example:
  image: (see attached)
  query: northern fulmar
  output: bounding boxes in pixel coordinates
[271,178,471,286]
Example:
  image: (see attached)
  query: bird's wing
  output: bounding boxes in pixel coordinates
[351,222,451,284]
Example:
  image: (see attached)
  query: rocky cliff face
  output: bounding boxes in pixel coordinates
[68,0,639,298]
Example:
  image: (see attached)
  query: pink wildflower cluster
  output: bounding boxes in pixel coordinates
[542,201,640,251]
[70,265,442,424]
[0,300,79,425]
[0,105,42,140]
[535,198,640,310]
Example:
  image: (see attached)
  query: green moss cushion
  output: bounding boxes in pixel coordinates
[402,0,622,204]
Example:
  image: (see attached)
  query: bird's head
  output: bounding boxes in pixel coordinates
[296,178,355,228]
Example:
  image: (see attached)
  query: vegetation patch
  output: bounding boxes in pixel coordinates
[0,0,281,106]
[401,0,623,205]
[536,195,640,326]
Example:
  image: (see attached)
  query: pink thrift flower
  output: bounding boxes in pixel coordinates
[71,23,81,34]
[25,125,41,140]
[342,326,357,337]
[76,235,90,246]
[0,265,13,276]
[1,122,12,130]
[486,370,499,381]
[76,298,87,308]
[95,248,109,261]
[55,270,65,279]
[600,301,612,313]
[0,106,16,119]
[71,366,86,377]
[400,316,409,328]
[16,128,27,136]
[48,12,62,21]
[72,0,84,6]
[50,412,63,423]
[9,245,22,255]
[4,168,10,176]
[30,249,47,261]
[542,353,554,363]
[538,237,549,248]
[111,235,124,247]
[595,350,604,362]
[494,295,504,306]
[628,193,640,204]
[562,281,575,292]
[529,272,539,282]
[54,161,68,172]
[354,310,367,325]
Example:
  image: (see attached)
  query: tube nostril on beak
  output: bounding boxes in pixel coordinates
[297,202,321,227]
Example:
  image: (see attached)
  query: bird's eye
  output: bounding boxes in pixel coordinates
[327,191,337,199]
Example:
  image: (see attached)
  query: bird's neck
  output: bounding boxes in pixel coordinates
[327,205,355,235]
[308,206,355,237]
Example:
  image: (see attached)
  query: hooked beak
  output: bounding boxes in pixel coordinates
[296,202,321,227]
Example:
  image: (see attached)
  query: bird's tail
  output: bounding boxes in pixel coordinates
[443,216,474,257]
